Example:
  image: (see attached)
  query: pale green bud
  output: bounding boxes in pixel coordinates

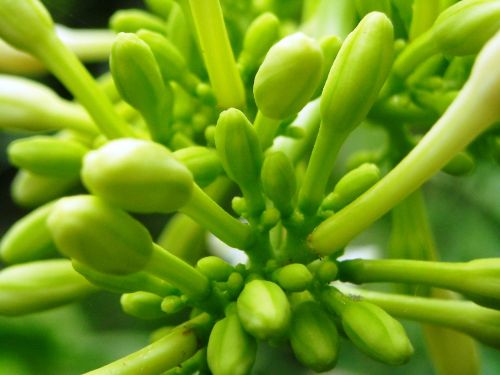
[322,163,381,211]
[82,139,193,214]
[207,312,257,375]
[254,33,323,120]
[72,261,176,297]
[261,151,296,217]
[0,201,57,264]
[0,0,54,54]
[8,136,88,178]
[11,170,79,208]
[341,301,413,365]
[110,9,167,35]
[461,258,500,309]
[320,12,394,135]
[237,280,291,340]
[173,146,223,187]
[161,295,186,314]
[314,35,342,98]
[273,264,313,292]
[290,301,339,372]
[121,291,165,320]
[196,256,234,282]
[442,151,475,176]
[0,259,96,316]
[110,33,172,142]
[48,195,153,274]
[215,108,263,188]
[432,0,500,56]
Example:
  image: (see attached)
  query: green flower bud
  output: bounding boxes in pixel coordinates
[0,201,57,264]
[82,139,194,214]
[341,300,413,365]
[314,35,342,98]
[120,291,165,320]
[110,33,172,143]
[8,136,88,178]
[11,170,79,208]
[320,12,394,134]
[215,108,263,188]
[290,301,339,372]
[0,0,54,54]
[237,280,291,340]
[273,264,313,292]
[261,151,296,217]
[161,295,186,314]
[0,259,96,316]
[432,0,500,56]
[254,33,323,120]
[72,261,177,297]
[47,195,153,274]
[322,163,381,211]
[442,151,475,176]
[207,312,257,375]
[238,12,280,74]
[109,9,167,35]
[173,146,223,187]
[197,256,234,282]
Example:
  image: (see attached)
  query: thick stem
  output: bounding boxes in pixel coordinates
[253,111,281,150]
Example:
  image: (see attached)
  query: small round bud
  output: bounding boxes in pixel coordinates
[197,256,234,282]
[273,264,313,292]
[121,291,165,320]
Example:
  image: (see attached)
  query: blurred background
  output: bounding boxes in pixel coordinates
[0,1,499,374]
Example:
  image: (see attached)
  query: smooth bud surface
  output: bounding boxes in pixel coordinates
[254,33,323,119]
[48,195,153,274]
[273,264,313,292]
[120,291,165,320]
[173,146,223,187]
[82,139,194,213]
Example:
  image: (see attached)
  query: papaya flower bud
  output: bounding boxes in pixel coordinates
[120,291,166,320]
[8,136,88,178]
[322,163,381,212]
[0,259,97,316]
[289,301,339,372]
[207,310,257,375]
[110,33,173,143]
[82,139,194,214]
[196,256,234,282]
[237,280,291,340]
[109,9,167,35]
[442,151,475,176]
[0,201,57,264]
[261,151,296,217]
[254,33,323,120]
[273,264,313,292]
[0,0,54,54]
[173,146,223,187]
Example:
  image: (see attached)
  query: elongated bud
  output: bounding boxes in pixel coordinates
[109,9,167,35]
[238,12,280,73]
[0,259,96,316]
[273,264,313,292]
[290,301,339,372]
[0,202,57,264]
[0,0,54,54]
[432,0,500,56]
[173,146,223,187]
[110,33,172,142]
[72,261,176,297]
[314,35,342,97]
[82,139,193,214]
[442,151,475,176]
[261,151,296,217]
[237,280,291,340]
[254,33,323,120]
[322,163,381,211]
[215,109,263,188]
[121,291,165,320]
[8,136,88,178]
[197,256,234,282]
[207,311,257,375]
[48,195,153,274]
[11,170,79,208]
[320,12,393,135]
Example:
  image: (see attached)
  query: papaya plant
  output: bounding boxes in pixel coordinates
[0,0,499,374]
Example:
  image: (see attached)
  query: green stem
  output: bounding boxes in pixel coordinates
[146,244,210,300]
[188,0,245,109]
[409,0,440,41]
[180,184,255,250]
[34,35,134,139]
[298,124,345,216]
[253,111,281,150]
[393,31,438,79]
[56,26,115,63]
[309,68,499,254]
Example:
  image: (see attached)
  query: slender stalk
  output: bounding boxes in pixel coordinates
[253,111,281,150]
[188,0,245,109]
